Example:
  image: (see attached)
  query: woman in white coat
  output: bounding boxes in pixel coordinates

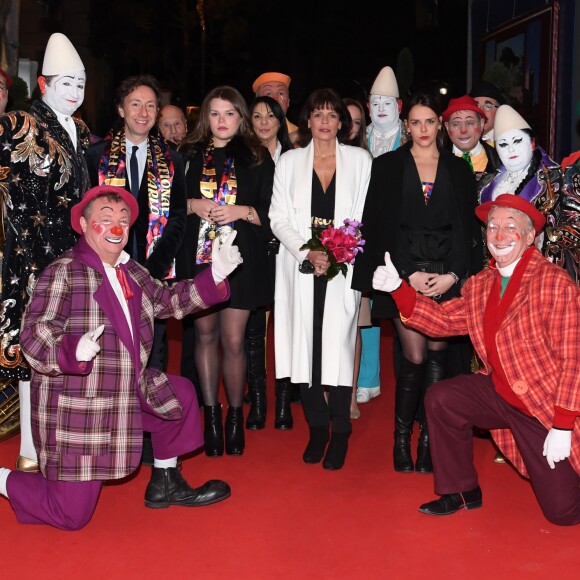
[269,88,372,469]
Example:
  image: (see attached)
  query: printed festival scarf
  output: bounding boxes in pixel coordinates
[196,139,238,264]
[97,128,176,278]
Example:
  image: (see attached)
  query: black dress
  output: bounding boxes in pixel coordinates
[396,154,464,299]
[311,171,336,389]
[175,138,275,310]
[352,143,482,320]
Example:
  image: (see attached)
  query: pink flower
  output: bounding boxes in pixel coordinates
[324,239,338,251]
[345,249,356,264]
[333,247,349,263]
[341,234,358,249]
[320,226,336,242]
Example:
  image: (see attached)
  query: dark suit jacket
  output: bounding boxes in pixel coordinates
[481,140,502,174]
[352,142,483,317]
[85,137,187,280]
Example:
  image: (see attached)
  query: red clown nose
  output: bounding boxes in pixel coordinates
[110,225,124,236]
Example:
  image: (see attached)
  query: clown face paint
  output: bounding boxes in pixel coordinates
[486,206,535,267]
[369,95,399,133]
[80,197,131,265]
[42,70,86,116]
[496,129,533,173]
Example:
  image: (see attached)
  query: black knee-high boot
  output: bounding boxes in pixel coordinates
[394,358,425,472]
[323,386,352,470]
[416,349,448,473]
[204,405,224,457]
[275,379,293,429]
[245,332,267,430]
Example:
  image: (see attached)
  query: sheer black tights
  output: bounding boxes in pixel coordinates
[194,308,251,407]
[392,318,447,364]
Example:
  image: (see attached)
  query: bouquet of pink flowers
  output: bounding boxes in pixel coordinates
[300,218,365,281]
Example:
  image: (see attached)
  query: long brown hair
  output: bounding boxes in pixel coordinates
[180,85,265,164]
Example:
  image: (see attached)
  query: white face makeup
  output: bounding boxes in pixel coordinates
[496,129,533,173]
[369,95,399,133]
[486,207,535,267]
[42,70,86,115]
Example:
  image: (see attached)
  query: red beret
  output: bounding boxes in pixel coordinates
[476,194,546,234]
[71,185,139,234]
[442,95,486,123]
[0,68,12,89]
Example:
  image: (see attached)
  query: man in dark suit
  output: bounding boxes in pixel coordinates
[85,75,187,372]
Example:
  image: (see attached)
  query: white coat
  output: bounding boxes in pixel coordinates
[269,140,372,387]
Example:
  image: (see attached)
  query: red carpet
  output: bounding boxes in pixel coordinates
[1,319,578,579]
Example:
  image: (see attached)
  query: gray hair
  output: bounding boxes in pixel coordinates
[488,205,534,233]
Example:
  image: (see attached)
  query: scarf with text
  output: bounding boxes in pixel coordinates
[196,138,238,263]
[97,128,176,278]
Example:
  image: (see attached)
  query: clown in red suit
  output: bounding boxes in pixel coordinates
[373,194,580,526]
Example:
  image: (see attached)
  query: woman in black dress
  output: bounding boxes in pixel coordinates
[352,93,482,473]
[176,86,275,457]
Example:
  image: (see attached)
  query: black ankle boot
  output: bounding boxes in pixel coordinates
[393,358,425,472]
[275,380,293,430]
[225,407,245,455]
[203,405,224,457]
[323,432,349,470]
[245,329,267,429]
[415,424,433,473]
[303,425,329,463]
[145,467,231,509]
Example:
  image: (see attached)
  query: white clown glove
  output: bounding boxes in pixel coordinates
[542,428,572,469]
[75,324,105,362]
[372,252,402,293]
[212,230,243,284]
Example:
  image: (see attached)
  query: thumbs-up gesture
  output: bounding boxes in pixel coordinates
[372,252,402,293]
[76,324,105,362]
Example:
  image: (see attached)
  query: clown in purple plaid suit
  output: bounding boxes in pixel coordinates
[0,185,243,530]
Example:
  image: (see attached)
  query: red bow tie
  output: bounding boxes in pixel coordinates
[115,265,134,300]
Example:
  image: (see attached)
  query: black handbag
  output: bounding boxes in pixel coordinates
[414,260,445,275]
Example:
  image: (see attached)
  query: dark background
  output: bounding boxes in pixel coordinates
[85,0,469,134]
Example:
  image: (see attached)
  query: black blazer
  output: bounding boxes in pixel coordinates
[352,142,483,317]
[85,138,187,280]
[175,136,275,310]
[481,140,502,174]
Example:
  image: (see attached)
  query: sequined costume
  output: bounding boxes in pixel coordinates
[478,146,580,283]
[0,100,91,380]
[559,163,580,283]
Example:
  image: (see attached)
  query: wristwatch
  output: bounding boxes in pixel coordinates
[299,260,314,274]
[447,272,460,285]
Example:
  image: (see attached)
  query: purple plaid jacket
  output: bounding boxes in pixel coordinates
[20,237,229,482]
